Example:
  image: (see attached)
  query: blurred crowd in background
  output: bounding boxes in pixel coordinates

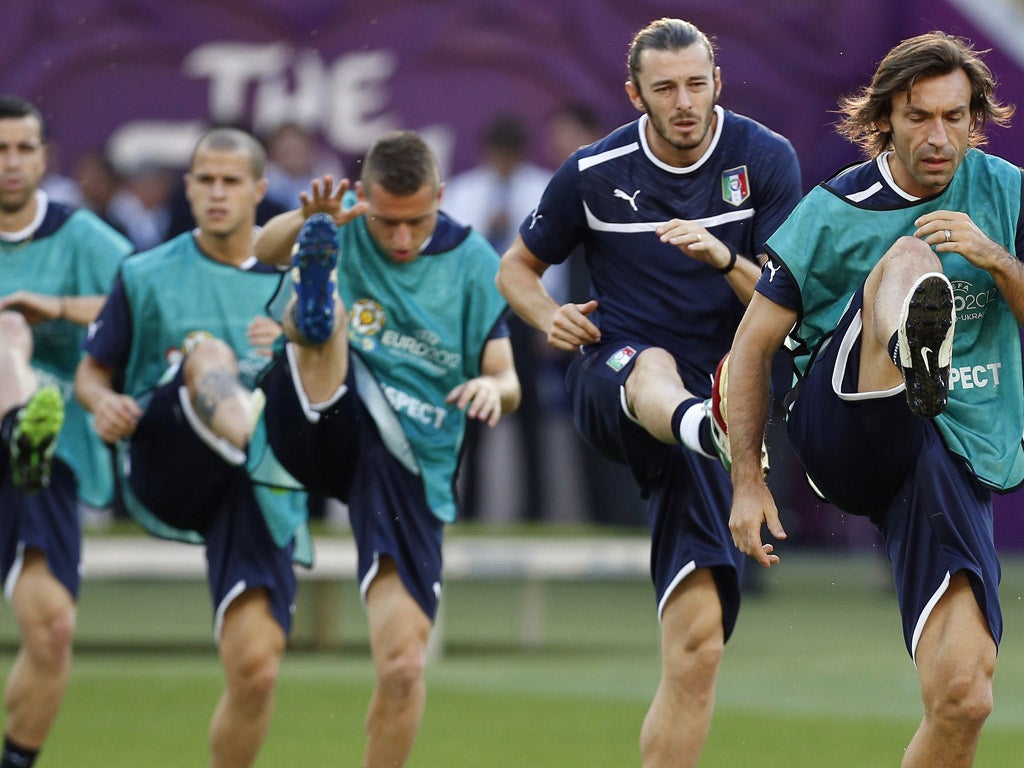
[40,103,868,550]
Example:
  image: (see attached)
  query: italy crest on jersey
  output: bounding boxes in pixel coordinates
[721,166,750,207]
[606,345,637,372]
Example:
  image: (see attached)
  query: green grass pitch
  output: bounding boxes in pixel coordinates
[6,549,1024,766]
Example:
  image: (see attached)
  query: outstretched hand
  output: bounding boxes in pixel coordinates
[729,483,787,568]
[299,176,369,225]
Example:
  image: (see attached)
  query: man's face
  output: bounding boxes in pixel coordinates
[0,115,46,215]
[184,147,265,238]
[626,44,721,165]
[360,181,442,264]
[878,69,974,197]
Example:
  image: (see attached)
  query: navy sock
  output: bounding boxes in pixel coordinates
[670,397,702,445]
[698,413,715,456]
[0,408,17,451]
[672,397,715,457]
[1,735,38,768]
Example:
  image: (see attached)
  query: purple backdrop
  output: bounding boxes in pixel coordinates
[2,0,1023,542]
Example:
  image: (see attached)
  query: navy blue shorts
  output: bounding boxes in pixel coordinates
[0,447,80,601]
[566,342,741,639]
[789,288,1001,657]
[128,369,297,636]
[261,348,444,621]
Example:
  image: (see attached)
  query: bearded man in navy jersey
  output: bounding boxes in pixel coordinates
[497,17,801,768]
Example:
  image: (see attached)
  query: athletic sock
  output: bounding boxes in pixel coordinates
[1,735,39,768]
[888,331,900,367]
[0,408,16,451]
[672,397,715,458]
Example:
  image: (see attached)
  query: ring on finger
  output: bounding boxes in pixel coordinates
[944,229,952,242]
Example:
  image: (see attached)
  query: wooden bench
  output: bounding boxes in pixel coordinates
[81,535,651,653]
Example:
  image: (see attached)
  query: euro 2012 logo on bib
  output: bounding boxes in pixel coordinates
[349,298,385,352]
[721,166,750,207]
[606,345,637,372]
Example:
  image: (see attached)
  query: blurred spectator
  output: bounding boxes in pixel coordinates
[40,138,83,206]
[544,103,647,527]
[71,149,127,238]
[545,102,603,167]
[445,115,555,522]
[263,122,344,209]
[446,114,585,523]
[107,162,174,250]
[445,114,552,254]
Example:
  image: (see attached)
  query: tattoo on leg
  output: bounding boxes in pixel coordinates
[193,370,239,427]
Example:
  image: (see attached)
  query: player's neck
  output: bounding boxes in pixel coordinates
[0,197,39,238]
[193,226,256,267]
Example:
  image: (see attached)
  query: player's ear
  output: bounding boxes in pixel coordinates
[625,80,644,112]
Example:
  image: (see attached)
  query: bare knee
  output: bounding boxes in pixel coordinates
[664,625,724,683]
[925,661,994,731]
[376,641,427,702]
[660,584,725,692]
[626,348,676,398]
[24,607,75,671]
[224,637,282,703]
[874,236,942,285]
[183,335,238,383]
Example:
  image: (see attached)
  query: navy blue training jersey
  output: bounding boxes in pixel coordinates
[520,106,802,376]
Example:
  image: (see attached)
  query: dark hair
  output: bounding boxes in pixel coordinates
[627,18,716,85]
[0,95,45,140]
[551,103,601,134]
[191,127,267,178]
[836,31,1014,156]
[484,114,528,153]
[361,130,439,196]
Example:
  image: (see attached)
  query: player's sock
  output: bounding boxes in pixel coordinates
[0,408,16,451]
[672,397,715,458]
[1,735,39,768]
[887,331,899,367]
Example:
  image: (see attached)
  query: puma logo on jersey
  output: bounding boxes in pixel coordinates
[528,209,543,229]
[765,261,782,282]
[613,188,641,211]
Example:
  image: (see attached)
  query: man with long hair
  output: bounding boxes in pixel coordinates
[727,32,1021,767]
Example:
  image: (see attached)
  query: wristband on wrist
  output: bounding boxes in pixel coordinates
[716,251,738,275]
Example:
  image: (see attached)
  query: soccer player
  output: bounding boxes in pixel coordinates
[0,95,132,768]
[75,127,306,768]
[495,17,802,768]
[726,32,1023,768]
[253,130,520,768]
